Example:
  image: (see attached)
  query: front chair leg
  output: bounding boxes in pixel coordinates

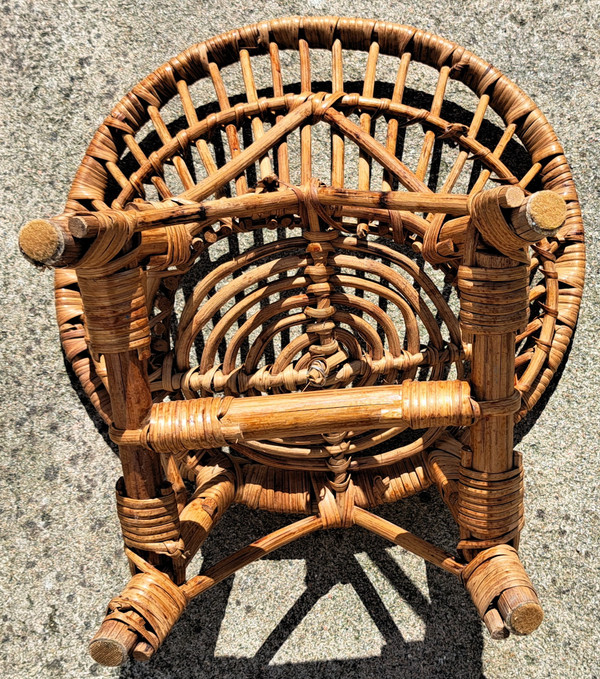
[457,194,544,636]
[89,550,189,666]
[76,266,183,664]
[90,514,323,666]
[89,455,236,665]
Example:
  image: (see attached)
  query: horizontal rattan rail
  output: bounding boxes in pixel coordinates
[19,14,584,667]
[109,379,479,452]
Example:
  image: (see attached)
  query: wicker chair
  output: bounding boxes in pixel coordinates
[19,16,585,666]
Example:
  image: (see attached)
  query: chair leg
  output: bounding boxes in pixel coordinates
[89,549,190,665]
[77,267,184,663]
[89,455,236,665]
[457,245,543,636]
[89,514,322,666]
[462,545,543,635]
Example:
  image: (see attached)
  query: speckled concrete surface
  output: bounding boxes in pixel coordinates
[1,1,599,678]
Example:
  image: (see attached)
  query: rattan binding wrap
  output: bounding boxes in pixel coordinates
[19,16,584,666]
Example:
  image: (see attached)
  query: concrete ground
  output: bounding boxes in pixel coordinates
[1,1,599,677]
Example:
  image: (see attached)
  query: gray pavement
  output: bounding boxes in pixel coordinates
[1,1,599,677]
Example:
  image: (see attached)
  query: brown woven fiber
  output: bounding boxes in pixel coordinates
[19,16,585,665]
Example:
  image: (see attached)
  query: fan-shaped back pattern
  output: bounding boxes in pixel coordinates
[56,16,583,437]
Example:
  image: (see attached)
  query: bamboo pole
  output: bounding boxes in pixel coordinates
[459,217,544,632]
[182,515,323,598]
[21,188,565,270]
[119,380,478,454]
[89,349,169,665]
[88,267,172,665]
[69,188,471,237]
[353,507,464,577]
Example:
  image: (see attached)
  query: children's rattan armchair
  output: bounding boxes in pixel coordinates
[19,16,585,666]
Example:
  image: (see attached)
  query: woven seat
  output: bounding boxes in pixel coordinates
[19,16,585,666]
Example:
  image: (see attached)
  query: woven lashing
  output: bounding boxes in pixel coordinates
[457,263,529,335]
[312,473,355,528]
[469,186,529,262]
[149,223,193,270]
[103,562,188,655]
[401,378,476,429]
[116,478,184,558]
[148,396,233,455]
[172,345,462,396]
[462,544,543,634]
[235,464,312,514]
[457,453,524,549]
[77,267,151,359]
[233,454,432,513]
[74,210,137,273]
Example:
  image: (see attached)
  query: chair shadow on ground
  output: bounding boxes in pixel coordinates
[116,491,485,679]
[59,79,569,678]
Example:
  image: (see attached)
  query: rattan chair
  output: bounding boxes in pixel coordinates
[19,16,585,666]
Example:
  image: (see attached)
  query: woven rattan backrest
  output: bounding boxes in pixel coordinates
[55,17,582,439]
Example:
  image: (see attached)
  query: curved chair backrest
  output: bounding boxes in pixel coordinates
[33,17,582,439]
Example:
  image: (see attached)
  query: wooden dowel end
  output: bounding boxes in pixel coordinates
[132,640,155,662]
[89,619,139,666]
[498,586,544,635]
[463,546,543,637]
[510,190,567,240]
[483,607,510,639]
[68,215,94,238]
[498,185,525,209]
[19,219,66,266]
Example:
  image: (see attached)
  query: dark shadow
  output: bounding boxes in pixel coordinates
[118,491,484,679]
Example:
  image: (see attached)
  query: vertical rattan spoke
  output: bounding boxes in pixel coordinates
[356,41,379,234]
[119,132,172,204]
[382,51,411,192]
[207,61,248,195]
[177,80,220,178]
[240,48,273,180]
[179,99,314,202]
[469,123,517,195]
[415,65,450,182]
[299,38,312,184]
[330,37,345,188]
[269,41,290,183]
[325,107,431,193]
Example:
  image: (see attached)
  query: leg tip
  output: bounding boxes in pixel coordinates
[505,600,544,635]
[89,638,129,667]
